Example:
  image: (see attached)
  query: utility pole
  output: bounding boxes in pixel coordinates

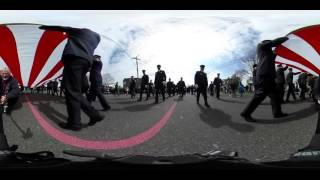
[132,56,141,78]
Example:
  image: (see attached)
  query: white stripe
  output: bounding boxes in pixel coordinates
[7,25,44,86]
[282,34,320,71]
[275,56,318,76]
[36,69,63,87]
[31,39,67,87]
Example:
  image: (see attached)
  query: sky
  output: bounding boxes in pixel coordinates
[1,10,320,86]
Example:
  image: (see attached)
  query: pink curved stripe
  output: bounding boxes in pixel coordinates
[25,95,177,150]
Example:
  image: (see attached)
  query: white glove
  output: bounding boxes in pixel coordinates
[162,81,166,86]
[195,84,199,89]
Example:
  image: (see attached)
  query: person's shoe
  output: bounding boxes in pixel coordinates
[8,145,18,152]
[205,103,210,108]
[240,113,256,122]
[59,123,83,131]
[197,101,199,104]
[274,113,288,118]
[88,114,105,126]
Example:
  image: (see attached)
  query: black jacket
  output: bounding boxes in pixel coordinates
[141,74,149,87]
[255,37,289,87]
[194,71,208,88]
[213,77,223,87]
[275,66,288,84]
[177,81,186,89]
[89,60,103,87]
[0,76,20,100]
[39,25,100,65]
[154,70,166,88]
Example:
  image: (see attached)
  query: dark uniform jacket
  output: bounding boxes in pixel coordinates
[213,77,222,87]
[89,60,103,88]
[255,37,289,88]
[130,79,136,90]
[39,25,100,65]
[194,71,208,88]
[177,80,186,90]
[275,66,288,84]
[154,70,166,88]
[141,74,149,87]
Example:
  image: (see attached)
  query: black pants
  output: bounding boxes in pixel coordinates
[139,85,149,100]
[155,85,165,103]
[62,56,100,127]
[242,85,283,117]
[130,88,135,98]
[87,85,111,109]
[286,83,296,101]
[178,88,185,97]
[299,83,307,99]
[0,107,9,150]
[276,83,285,103]
[215,86,221,99]
[209,88,214,96]
[197,87,208,104]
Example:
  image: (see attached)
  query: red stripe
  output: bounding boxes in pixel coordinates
[33,60,64,87]
[292,25,320,58]
[0,25,23,85]
[275,45,320,74]
[28,30,67,87]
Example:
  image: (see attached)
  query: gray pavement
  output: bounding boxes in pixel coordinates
[3,92,318,162]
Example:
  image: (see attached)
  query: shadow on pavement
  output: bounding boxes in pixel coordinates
[253,104,318,124]
[218,98,245,104]
[30,101,67,125]
[198,104,255,133]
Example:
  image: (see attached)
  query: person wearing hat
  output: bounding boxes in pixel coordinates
[87,55,111,112]
[275,63,288,103]
[241,37,289,122]
[285,68,301,102]
[154,64,166,103]
[39,25,105,131]
[138,70,149,101]
[167,78,174,97]
[213,73,223,99]
[194,65,210,107]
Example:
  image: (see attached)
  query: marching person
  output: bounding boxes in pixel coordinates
[138,70,149,101]
[194,65,210,107]
[154,65,166,104]
[39,25,105,130]
[241,37,289,122]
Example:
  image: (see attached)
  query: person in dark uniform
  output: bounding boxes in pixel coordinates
[177,77,186,98]
[240,37,289,122]
[213,73,223,99]
[129,76,136,99]
[307,74,316,99]
[195,65,210,107]
[138,70,149,101]
[154,65,166,104]
[47,81,52,95]
[148,80,154,97]
[52,79,59,96]
[275,64,288,103]
[167,78,174,97]
[298,72,308,100]
[59,78,64,97]
[39,25,105,131]
[285,68,300,102]
[209,81,214,96]
[0,68,20,151]
[114,82,119,96]
[87,55,111,111]
[252,64,257,91]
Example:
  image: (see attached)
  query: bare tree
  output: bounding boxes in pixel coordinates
[102,73,115,86]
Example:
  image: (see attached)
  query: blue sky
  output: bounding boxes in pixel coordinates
[1,10,320,86]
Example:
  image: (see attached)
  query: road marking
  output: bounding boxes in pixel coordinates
[25,95,177,150]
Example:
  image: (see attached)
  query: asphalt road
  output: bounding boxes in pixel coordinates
[2,92,318,162]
